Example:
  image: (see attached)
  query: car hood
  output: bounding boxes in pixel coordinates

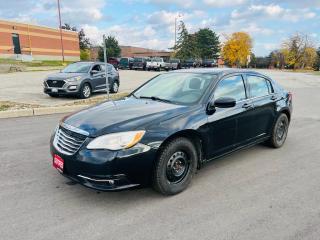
[47,72,87,80]
[63,97,190,137]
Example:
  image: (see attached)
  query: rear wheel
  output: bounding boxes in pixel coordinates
[268,113,289,148]
[79,83,91,99]
[153,137,198,195]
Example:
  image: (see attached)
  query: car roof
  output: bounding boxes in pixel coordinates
[173,68,267,77]
[74,61,112,65]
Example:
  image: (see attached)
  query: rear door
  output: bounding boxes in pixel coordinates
[245,74,277,138]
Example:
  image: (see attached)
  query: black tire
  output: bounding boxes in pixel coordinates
[153,137,198,195]
[268,113,289,148]
[110,81,119,93]
[79,83,91,99]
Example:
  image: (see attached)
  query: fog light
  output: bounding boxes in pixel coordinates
[68,85,77,90]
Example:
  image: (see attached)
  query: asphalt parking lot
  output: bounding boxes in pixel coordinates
[1,68,319,106]
[1,70,320,240]
[0,69,158,106]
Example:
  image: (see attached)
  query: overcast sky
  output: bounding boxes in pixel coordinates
[0,0,319,56]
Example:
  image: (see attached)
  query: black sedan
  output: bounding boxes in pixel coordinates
[50,69,292,195]
[44,61,120,99]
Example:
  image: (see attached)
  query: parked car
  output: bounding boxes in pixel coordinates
[51,68,292,195]
[108,57,119,69]
[119,57,133,70]
[181,59,196,68]
[202,59,217,68]
[146,57,166,71]
[132,57,150,70]
[43,61,120,99]
[164,58,181,71]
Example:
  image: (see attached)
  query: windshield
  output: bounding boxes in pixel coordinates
[132,73,217,105]
[62,62,91,73]
[134,58,143,62]
[120,58,128,64]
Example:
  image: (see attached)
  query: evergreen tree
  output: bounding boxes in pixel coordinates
[194,28,220,60]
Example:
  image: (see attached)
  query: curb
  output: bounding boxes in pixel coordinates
[0,105,90,119]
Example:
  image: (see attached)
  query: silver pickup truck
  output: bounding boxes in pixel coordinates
[164,59,181,71]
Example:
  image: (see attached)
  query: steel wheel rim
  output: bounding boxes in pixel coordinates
[276,119,287,142]
[83,85,90,98]
[166,151,189,184]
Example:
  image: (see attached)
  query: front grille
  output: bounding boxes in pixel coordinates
[47,80,65,88]
[53,126,87,155]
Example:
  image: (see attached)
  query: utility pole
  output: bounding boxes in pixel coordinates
[57,0,65,62]
[103,35,110,101]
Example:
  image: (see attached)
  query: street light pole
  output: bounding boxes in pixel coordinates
[103,34,110,101]
[57,0,65,62]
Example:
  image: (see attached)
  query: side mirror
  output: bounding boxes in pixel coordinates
[207,97,236,114]
[214,97,236,108]
[91,70,99,75]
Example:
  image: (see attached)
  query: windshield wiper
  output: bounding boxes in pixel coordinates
[139,96,173,103]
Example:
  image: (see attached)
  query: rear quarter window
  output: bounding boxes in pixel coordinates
[247,75,270,98]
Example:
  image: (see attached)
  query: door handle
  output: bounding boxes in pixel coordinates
[242,103,253,109]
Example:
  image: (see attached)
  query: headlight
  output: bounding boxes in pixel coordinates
[65,76,82,82]
[87,131,145,150]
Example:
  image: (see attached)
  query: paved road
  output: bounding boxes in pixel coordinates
[1,72,320,240]
[0,68,319,107]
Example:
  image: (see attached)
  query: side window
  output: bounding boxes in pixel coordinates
[214,75,246,101]
[266,80,274,94]
[247,75,270,98]
[92,65,101,72]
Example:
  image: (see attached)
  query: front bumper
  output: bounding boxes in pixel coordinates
[50,136,158,191]
[44,81,80,95]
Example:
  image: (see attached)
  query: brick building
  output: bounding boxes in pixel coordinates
[0,19,80,61]
[120,45,171,60]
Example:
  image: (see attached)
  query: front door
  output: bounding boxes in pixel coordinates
[90,64,105,90]
[206,74,248,158]
[12,33,21,54]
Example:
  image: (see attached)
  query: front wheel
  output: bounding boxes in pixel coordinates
[268,113,289,148]
[79,83,91,99]
[110,81,119,93]
[153,137,198,195]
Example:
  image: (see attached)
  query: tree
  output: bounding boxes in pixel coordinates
[61,23,77,31]
[98,35,121,61]
[80,49,90,60]
[79,29,91,50]
[222,32,253,67]
[314,47,320,70]
[269,50,286,69]
[281,33,316,69]
[61,23,91,51]
[194,28,220,60]
[173,21,197,60]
